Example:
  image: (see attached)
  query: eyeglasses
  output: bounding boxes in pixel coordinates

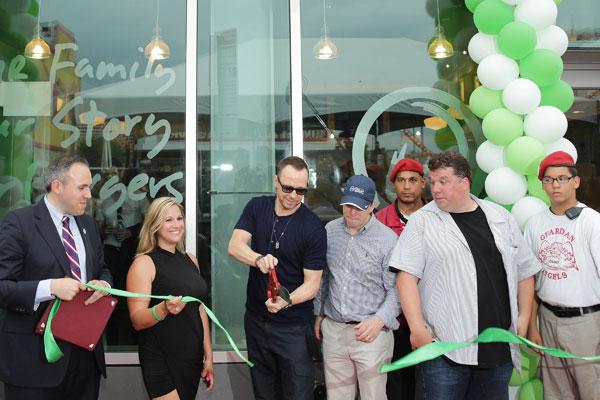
[396,177,421,185]
[541,175,575,185]
[276,175,308,195]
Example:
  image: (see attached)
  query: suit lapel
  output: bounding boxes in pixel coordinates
[75,216,94,281]
[34,201,71,277]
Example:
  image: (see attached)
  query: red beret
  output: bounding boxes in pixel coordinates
[390,158,424,183]
[538,151,575,180]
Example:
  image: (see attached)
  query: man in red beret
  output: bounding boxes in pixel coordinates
[375,157,426,400]
[524,151,600,400]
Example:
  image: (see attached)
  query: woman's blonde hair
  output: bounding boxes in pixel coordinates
[136,197,185,256]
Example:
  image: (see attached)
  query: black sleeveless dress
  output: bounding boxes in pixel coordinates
[139,248,209,400]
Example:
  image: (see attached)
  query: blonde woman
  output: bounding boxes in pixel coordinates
[127,197,213,400]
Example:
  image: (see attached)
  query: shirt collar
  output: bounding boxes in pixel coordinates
[44,196,74,225]
[341,213,376,234]
[426,194,505,223]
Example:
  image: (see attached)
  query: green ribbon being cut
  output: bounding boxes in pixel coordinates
[43,284,253,368]
[381,327,600,373]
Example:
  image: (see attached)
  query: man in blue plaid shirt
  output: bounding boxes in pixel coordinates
[314,175,399,400]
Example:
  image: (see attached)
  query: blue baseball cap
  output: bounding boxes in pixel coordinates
[340,175,376,210]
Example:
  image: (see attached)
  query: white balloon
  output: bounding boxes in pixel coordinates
[485,167,527,205]
[502,78,541,115]
[545,138,578,162]
[515,0,557,31]
[476,141,506,173]
[524,106,568,144]
[536,25,569,56]
[511,196,548,230]
[477,54,520,90]
[468,33,499,64]
[501,0,527,4]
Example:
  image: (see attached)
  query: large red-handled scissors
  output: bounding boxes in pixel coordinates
[267,268,280,301]
[267,268,291,304]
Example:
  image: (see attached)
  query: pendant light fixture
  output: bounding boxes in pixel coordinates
[427,0,454,60]
[313,0,338,60]
[145,0,170,60]
[24,0,52,59]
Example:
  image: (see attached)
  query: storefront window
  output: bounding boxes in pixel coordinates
[198,0,292,350]
[300,0,483,216]
[0,0,187,351]
[557,1,600,48]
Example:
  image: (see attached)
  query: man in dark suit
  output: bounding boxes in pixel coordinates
[0,155,112,400]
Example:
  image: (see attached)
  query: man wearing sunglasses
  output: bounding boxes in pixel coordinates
[228,156,327,400]
[524,151,600,400]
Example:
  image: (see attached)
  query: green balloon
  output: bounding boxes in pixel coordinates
[506,136,546,175]
[435,127,458,150]
[554,0,562,4]
[527,175,551,206]
[482,108,523,146]
[540,80,575,112]
[469,86,504,119]
[473,0,514,35]
[520,49,564,87]
[518,378,543,400]
[498,22,537,60]
[465,0,485,13]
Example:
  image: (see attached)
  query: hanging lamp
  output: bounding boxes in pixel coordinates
[313,0,338,60]
[427,0,453,60]
[145,0,170,60]
[24,0,52,59]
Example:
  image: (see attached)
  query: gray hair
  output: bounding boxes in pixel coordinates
[44,155,89,192]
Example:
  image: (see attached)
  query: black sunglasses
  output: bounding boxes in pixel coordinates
[276,175,308,195]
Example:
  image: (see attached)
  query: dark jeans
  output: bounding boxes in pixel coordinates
[386,324,416,399]
[244,311,314,400]
[420,356,513,400]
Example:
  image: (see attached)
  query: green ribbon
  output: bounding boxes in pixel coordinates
[43,284,253,368]
[381,327,600,373]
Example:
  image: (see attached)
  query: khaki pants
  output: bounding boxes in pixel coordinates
[322,317,393,400]
[539,305,600,400]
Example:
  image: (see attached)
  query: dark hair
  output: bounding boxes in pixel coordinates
[428,151,472,183]
[277,156,309,175]
[544,165,578,178]
[44,155,89,192]
[567,166,578,177]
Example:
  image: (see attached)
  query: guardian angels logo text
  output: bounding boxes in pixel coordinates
[538,227,578,281]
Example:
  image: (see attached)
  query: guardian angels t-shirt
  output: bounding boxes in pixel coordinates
[524,203,600,307]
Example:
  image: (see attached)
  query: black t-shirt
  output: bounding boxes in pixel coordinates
[235,196,327,325]
[451,206,512,367]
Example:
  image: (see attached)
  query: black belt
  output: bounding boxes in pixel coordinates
[541,301,600,318]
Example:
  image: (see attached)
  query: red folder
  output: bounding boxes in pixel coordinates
[36,291,118,351]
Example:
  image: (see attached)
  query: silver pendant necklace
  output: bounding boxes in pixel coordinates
[270,206,294,251]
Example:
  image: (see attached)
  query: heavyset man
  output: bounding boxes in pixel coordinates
[390,151,539,400]
[228,156,327,400]
[314,175,398,400]
[375,157,426,399]
[0,155,112,400]
[525,151,600,400]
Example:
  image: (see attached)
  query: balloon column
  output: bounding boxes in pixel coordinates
[467,0,576,231]
[508,345,543,400]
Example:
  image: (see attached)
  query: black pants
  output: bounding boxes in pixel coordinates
[4,347,100,400]
[245,311,314,400]
[386,324,416,400]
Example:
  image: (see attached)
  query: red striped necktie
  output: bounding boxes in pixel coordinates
[61,216,82,281]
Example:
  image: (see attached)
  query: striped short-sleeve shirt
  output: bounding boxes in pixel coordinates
[389,196,540,367]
